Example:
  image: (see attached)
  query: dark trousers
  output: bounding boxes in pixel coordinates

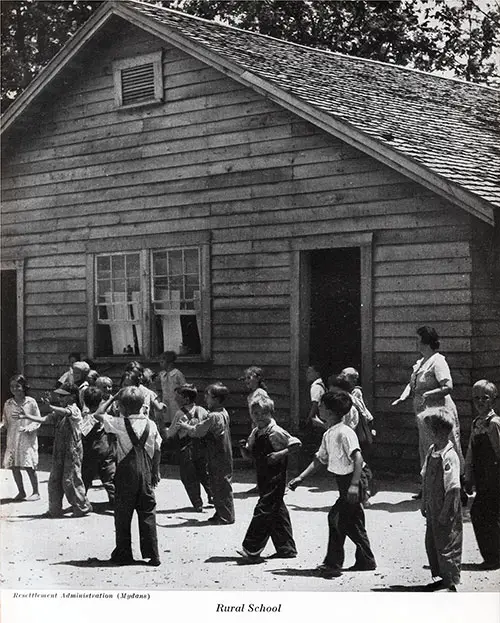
[471,491,500,566]
[82,438,116,504]
[112,450,159,563]
[208,453,234,524]
[179,442,213,509]
[324,473,376,570]
[242,476,296,557]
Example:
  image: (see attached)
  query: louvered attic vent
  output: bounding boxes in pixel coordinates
[113,51,163,108]
[121,63,155,104]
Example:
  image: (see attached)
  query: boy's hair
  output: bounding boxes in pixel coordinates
[96,376,112,391]
[83,386,103,410]
[72,361,90,375]
[242,366,267,390]
[206,382,229,403]
[142,368,156,388]
[473,379,498,399]
[120,369,142,388]
[423,407,454,434]
[321,390,352,416]
[250,395,275,415]
[329,374,352,393]
[87,369,99,384]
[340,367,360,386]
[9,373,30,393]
[175,383,198,403]
[161,350,177,363]
[119,386,145,415]
[124,360,143,373]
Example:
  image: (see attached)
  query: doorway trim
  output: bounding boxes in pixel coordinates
[1,259,25,374]
[290,232,373,431]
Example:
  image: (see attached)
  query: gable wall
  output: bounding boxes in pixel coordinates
[1,20,478,469]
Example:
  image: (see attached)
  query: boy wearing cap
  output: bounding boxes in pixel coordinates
[72,361,91,408]
[23,384,92,517]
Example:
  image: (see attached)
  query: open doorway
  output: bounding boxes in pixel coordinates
[1,270,18,408]
[309,247,361,381]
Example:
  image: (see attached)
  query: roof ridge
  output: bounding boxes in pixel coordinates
[125,0,499,92]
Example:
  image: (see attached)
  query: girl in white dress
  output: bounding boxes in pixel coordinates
[1,374,41,501]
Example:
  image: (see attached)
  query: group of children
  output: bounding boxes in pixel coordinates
[1,355,499,587]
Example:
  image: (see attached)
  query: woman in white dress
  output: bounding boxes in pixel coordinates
[1,374,41,501]
[392,326,464,498]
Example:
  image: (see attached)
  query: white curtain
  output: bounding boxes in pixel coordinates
[104,291,141,354]
[156,289,182,352]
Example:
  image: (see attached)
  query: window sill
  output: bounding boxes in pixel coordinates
[116,98,163,111]
[92,355,210,366]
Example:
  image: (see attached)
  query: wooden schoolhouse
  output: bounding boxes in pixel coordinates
[2,0,499,470]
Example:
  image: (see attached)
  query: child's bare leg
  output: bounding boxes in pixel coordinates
[26,468,40,498]
[12,468,26,499]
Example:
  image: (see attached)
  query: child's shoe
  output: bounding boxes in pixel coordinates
[25,493,41,501]
[316,564,342,578]
[147,558,161,567]
[13,492,26,502]
[236,549,264,564]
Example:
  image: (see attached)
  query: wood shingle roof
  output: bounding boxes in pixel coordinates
[122,0,500,222]
[3,0,499,224]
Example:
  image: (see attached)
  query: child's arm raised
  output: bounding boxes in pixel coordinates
[93,391,121,422]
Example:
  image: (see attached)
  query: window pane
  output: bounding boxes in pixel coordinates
[96,256,110,274]
[151,247,202,355]
[95,252,142,357]
[169,250,183,276]
[184,248,199,274]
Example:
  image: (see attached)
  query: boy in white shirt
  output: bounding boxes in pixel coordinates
[289,390,376,578]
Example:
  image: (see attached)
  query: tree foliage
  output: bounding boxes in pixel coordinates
[2,0,499,112]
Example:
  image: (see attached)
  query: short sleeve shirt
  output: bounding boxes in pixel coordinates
[248,419,301,452]
[310,378,326,404]
[102,413,162,463]
[316,422,360,475]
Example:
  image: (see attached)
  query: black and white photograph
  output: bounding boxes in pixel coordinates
[1,0,499,620]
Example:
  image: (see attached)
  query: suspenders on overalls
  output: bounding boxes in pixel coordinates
[123,417,151,476]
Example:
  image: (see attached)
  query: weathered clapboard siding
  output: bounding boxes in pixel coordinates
[470,221,500,395]
[2,19,496,470]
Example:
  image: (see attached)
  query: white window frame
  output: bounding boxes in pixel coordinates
[112,51,163,109]
[87,242,211,362]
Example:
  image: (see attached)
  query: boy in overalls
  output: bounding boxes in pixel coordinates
[94,386,162,565]
[238,395,301,562]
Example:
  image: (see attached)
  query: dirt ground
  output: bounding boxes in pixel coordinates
[0,453,498,593]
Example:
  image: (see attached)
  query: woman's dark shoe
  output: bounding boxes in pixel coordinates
[412,490,422,500]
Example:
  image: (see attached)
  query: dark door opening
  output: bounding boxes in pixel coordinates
[1,270,18,409]
[309,248,361,381]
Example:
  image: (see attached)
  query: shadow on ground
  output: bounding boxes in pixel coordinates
[268,567,326,578]
[53,558,151,568]
[367,500,420,513]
